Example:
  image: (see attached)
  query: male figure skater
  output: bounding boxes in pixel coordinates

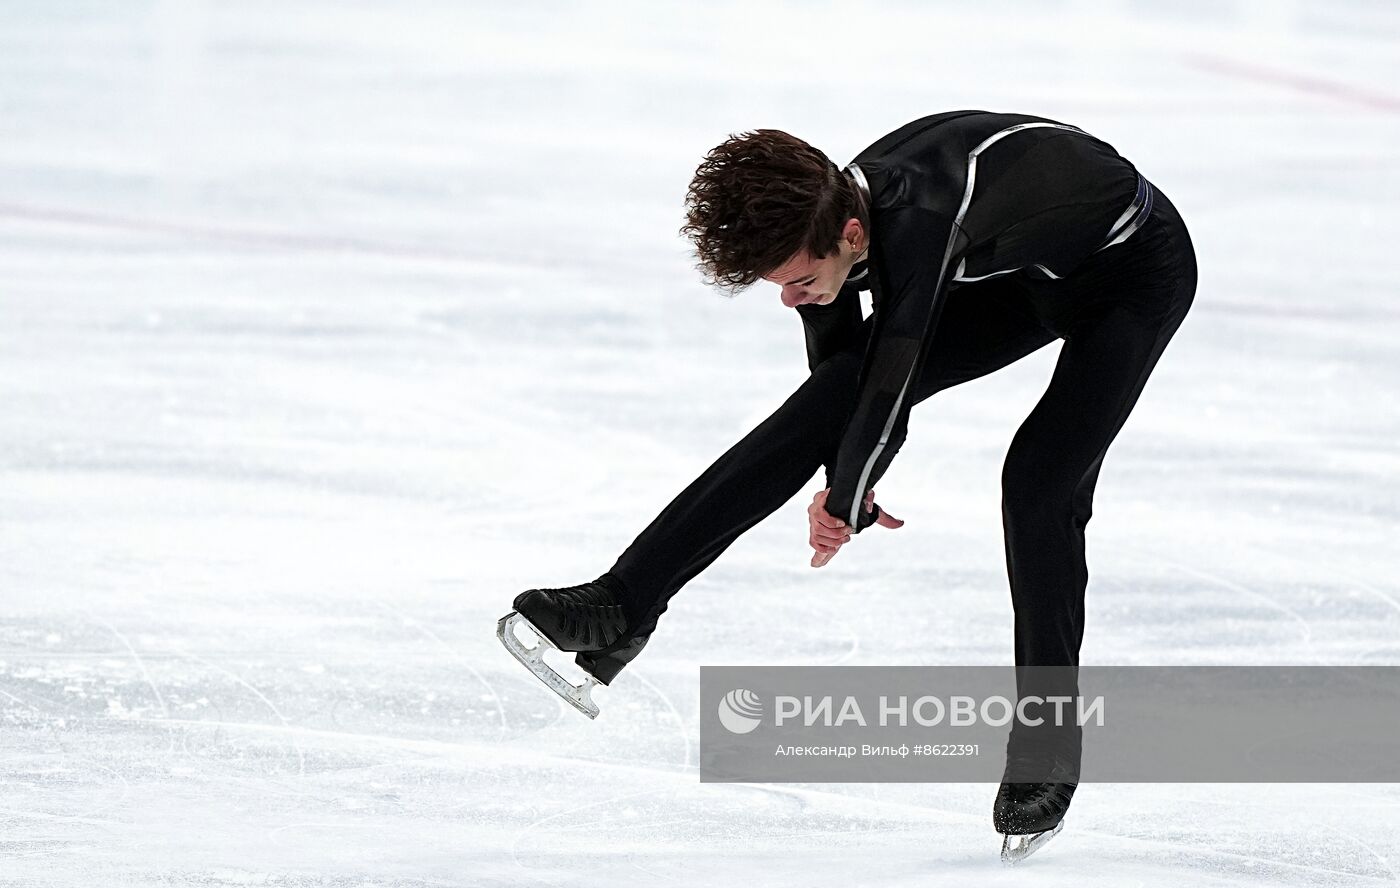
[498,110,1197,859]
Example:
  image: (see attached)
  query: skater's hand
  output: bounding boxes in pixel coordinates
[808,488,904,568]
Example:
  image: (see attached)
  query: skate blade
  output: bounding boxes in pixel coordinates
[1000,820,1064,865]
[497,611,601,719]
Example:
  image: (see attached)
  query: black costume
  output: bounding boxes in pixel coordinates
[580,112,1198,758]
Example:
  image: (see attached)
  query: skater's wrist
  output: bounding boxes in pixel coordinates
[853,501,880,532]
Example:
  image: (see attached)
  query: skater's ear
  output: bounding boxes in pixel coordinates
[841,217,867,254]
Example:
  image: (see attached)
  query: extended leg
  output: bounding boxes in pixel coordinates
[591,279,1058,682]
[591,349,865,680]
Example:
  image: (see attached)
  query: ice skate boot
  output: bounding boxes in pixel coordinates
[497,574,632,719]
[994,750,1078,864]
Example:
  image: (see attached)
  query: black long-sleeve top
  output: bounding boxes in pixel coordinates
[797,110,1154,530]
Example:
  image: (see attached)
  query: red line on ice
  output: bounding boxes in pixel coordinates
[1184,53,1400,113]
[0,202,475,263]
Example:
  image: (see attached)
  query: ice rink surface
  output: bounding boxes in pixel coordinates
[2,1,1399,885]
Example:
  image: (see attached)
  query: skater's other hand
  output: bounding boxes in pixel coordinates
[808,488,904,567]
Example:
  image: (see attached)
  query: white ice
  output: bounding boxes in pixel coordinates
[2,1,1399,885]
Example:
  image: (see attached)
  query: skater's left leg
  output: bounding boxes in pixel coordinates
[992,187,1198,852]
[1000,251,1196,767]
[993,271,1194,849]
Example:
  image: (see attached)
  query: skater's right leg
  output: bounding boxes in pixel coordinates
[590,348,867,680]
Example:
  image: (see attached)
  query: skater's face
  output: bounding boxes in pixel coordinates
[763,218,867,309]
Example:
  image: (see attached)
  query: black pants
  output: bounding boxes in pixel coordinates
[585,187,1198,738]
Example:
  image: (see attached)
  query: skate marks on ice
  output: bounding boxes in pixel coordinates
[94,616,172,720]
[505,776,973,887]
[1112,543,1315,651]
[173,647,307,779]
[509,787,682,886]
[5,487,1394,884]
[1109,539,1400,664]
[1225,542,1400,664]
[625,667,693,770]
[0,608,721,880]
[363,593,511,742]
[502,774,1400,887]
[1312,820,1399,884]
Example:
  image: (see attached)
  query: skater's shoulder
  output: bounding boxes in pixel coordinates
[853,109,990,160]
[856,110,1093,160]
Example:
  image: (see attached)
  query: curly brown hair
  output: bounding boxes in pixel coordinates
[681,129,866,292]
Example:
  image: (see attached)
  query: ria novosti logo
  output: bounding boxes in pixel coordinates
[715,689,1105,733]
[717,688,764,734]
